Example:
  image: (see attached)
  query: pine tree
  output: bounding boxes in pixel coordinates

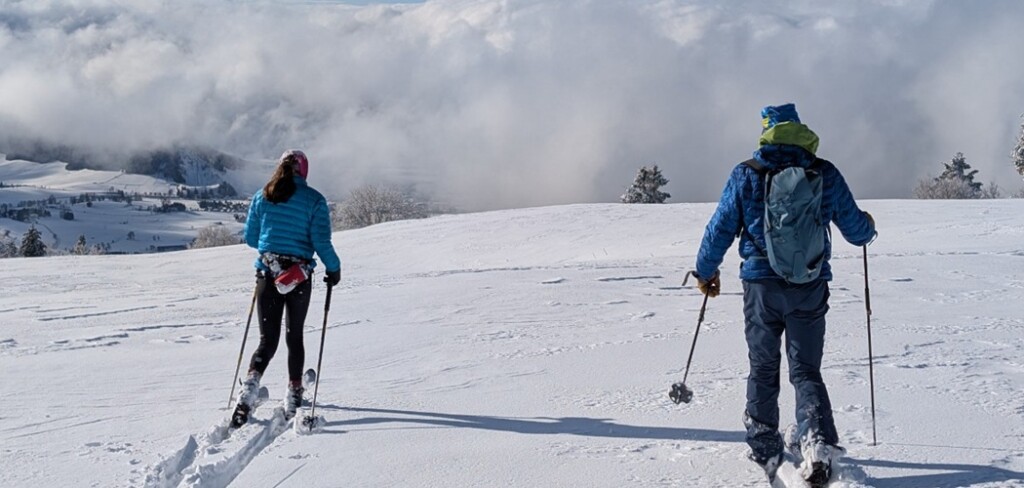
[621,165,671,204]
[936,152,982,197]
[72,235,89,255]
[1013,118,1024,178]
[19,226,47,257]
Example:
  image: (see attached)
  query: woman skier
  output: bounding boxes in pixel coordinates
[232,149,341,428]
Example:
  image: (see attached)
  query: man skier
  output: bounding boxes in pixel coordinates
[693,104,876,485]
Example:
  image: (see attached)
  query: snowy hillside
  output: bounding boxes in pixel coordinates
[0,159,247,253]
[2,201,1024,487]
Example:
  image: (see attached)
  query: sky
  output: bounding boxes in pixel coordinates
[1,0,1024,210]
[3,200,1024,487]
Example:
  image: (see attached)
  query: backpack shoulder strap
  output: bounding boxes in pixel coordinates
[742,158,766,174]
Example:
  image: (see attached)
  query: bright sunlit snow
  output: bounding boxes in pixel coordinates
[2,200,1023,487]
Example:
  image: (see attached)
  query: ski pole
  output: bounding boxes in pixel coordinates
[228,280,259,409]
[304,282,333,429]
[670,271,709,404]
[864,245,877,446]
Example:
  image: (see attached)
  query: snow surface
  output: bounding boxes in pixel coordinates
[2,201,1024,487]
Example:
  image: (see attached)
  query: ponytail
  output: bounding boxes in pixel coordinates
[263,156,298,203]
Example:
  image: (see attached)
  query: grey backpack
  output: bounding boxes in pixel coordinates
[744,159,827,283]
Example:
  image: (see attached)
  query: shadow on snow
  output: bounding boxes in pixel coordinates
[312,405,1024,487]
[315,405,744,443]
[854,457,1024,488]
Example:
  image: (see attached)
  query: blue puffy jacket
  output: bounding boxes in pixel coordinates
[695,131,875,282]
[244,176,341,273]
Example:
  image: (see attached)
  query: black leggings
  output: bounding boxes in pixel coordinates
[248,275,312,382]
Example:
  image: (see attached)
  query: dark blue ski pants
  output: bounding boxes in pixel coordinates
[742,279,838,463]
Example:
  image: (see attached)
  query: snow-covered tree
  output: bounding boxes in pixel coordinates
[334,184,428,230]
[915,152,984,199]
[1013,118,1024,178]
[191,224,240,249]
[19,226,46,257]
[72,235,89,255]
[621,165,671,204]
[937,152,982,196]
[0,231,18,258]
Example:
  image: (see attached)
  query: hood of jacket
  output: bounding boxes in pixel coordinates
[755,121,819,170]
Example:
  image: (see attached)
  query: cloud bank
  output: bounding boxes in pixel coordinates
[2,0,1024,209]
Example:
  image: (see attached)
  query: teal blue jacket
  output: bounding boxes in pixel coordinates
[244,176,341,273]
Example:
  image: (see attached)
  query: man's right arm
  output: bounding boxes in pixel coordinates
[830,167,876,246]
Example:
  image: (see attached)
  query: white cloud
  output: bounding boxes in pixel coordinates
[1,0,1023,209]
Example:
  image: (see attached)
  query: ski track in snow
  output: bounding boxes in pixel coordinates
[143,408,294,488]
[37,305,160,321]
[0,317,239,356]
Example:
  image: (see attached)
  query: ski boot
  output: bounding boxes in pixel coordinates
[799,440,845,488]
[749,451,784,484]
[284,382,304,420]
[230,371,262,428]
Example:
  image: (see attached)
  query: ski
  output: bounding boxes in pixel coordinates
[303,367,317,389]
[768,450,840,487]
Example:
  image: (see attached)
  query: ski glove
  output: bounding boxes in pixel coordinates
[324,269,341,287]
[865,211,879,242]
[697,272,720,298]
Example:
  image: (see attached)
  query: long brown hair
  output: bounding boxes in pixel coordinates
[263,155,299,203]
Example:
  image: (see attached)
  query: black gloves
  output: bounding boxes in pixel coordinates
[324,269,341,287]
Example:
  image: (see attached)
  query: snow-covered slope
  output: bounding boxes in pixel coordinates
[2,201,1023,487]
[0,159,245,253]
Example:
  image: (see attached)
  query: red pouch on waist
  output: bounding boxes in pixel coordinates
[274,263,309,294]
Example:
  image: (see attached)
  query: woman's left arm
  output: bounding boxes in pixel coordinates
[311,197,341,272]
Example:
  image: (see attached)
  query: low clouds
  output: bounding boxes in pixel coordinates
[2,0,1023,209]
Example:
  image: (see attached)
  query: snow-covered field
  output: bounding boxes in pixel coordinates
[0,159,246,253]
[2,200,1024,487]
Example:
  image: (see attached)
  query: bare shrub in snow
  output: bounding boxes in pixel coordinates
[191,224,240,249]
[979,182,1002,199]
[914,177,980,199]
[334,184,428,230]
